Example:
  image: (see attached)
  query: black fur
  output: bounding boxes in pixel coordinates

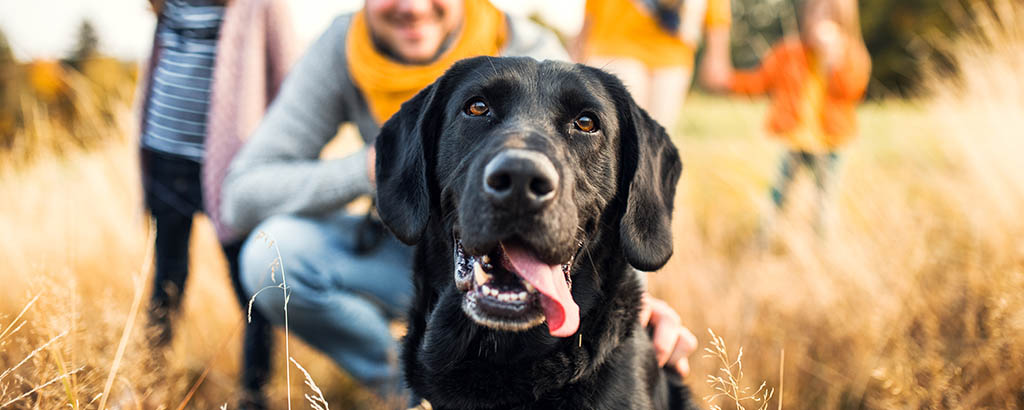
[375,57,694,410]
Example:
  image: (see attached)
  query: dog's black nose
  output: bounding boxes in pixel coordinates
[483,149,559,211]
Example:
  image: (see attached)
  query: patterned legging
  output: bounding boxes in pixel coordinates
[770,150,839,212]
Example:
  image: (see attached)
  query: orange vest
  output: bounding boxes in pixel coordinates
[729,38,871,150]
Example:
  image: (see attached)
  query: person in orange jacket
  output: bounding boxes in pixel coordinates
[725,0,870,233]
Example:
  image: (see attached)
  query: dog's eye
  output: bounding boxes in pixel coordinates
[574,114,598,133]
[464,98,490,116]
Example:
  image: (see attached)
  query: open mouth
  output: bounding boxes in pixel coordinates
[454,238,580,337]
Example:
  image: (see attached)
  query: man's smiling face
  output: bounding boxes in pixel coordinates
[364,0,463,64]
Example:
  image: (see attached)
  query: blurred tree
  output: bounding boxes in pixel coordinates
[0,28,15,142]
[0,28,13,65]
[66,19,100,70]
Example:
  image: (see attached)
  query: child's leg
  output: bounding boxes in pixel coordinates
[811,151,840,234]
[759,150,801,245]
[770,150,801,210]
[810,151,839,191]
[143,149,203,346]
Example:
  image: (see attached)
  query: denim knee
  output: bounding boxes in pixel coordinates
[239,215,335,317]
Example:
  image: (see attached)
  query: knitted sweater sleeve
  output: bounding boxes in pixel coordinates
[221,17,372,234]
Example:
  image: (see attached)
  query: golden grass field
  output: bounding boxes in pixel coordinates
[2,5,1023,409]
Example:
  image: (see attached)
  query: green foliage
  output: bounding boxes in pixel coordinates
[858,0,961,97]
[727,0,797,70]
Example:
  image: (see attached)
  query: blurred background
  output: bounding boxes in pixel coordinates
[1,0,1022,409]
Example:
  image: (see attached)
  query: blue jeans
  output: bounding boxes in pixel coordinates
[239,213,414,397]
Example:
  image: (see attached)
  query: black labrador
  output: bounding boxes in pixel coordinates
[375,56,695,410]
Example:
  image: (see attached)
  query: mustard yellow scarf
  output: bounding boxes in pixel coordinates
[347,0,508,123]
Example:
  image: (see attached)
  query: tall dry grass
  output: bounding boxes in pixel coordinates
[655,2,1024,408]
[2,3,1024,408]
[0,66,374,408]
[1,59,134,165]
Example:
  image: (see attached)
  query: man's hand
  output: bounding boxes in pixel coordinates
[640,293,699,377]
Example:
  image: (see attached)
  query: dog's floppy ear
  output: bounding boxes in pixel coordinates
[618,96,683,271]
[374,79,446,245]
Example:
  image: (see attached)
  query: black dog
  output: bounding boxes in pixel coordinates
[375,56,694,410]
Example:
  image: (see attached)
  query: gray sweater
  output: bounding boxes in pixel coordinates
[221,14,569,234]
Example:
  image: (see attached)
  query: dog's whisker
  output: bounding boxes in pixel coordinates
[486,56,499,77]
[584,244,600,280]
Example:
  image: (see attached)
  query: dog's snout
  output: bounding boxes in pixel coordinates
[483,149,559,211]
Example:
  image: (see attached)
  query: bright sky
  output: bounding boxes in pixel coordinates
[0,0,584,61]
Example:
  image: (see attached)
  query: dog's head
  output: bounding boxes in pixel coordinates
[376,57,681,339]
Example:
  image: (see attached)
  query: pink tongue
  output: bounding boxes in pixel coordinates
[502,244,579,338]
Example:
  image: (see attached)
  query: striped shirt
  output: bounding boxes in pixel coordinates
[141,0,225,162]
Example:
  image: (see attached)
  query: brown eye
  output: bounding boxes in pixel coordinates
[465,98,489,116]
[574,114,598,133]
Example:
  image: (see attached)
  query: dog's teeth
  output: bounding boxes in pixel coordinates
[523,282,536,293]
[481,255,491,264]
[473,262,491,286]
[518,291,528,300]
[499,293,509,302]
[491,288,499,297]
[482,284,491,295]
